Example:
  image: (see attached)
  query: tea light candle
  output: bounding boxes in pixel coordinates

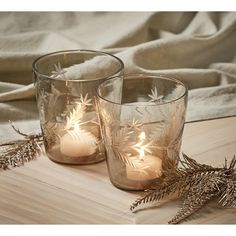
[60,124,97,157]
[126,132,162,181]
[126,155,162,181]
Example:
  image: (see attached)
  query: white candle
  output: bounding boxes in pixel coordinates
[126,155,162,181]
[60,124,97,157]
[126,131,162,181]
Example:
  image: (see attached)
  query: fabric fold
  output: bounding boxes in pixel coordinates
[0,12,235,123]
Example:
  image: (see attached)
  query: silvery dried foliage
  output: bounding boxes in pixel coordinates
[0,122,43,170]
[130,153,236,224]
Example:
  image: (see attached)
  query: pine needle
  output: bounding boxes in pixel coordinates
[130,153,236,224]
[0,121,43,171]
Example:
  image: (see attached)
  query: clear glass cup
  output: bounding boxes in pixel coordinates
[32,50,124,164]
[97,74,188,190]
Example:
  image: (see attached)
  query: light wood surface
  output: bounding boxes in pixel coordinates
[0,117,236,224]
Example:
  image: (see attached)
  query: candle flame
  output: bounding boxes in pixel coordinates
[139,132,146,159]
[73,122,80,131]
[139,131,146,141]
[139,147,145,158]
[133,131,152,159]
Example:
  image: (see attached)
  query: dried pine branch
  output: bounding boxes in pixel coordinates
[130,153,236,224]
[169,191,217,224]
[219,179,236,207]
[0,121,43,171]
[218,156,236,207]
[169,170,225,224]
[130,181,179,211]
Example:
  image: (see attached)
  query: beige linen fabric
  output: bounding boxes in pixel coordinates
[0,12,236,142]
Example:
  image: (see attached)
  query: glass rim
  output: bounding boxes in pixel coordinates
[32,49,124,82]
[97,73,188,106]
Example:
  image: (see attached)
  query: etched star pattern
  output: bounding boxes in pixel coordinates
[79,93,93,107]
[51,62,66,79]
[148,87,164,103]
[127,118,143,131]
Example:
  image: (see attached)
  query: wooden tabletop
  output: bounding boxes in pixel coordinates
[0,117,236,224]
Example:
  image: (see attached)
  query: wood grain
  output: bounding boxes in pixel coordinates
[0,117,236,224]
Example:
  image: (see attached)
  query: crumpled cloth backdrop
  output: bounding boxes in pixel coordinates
[0,12,236,142]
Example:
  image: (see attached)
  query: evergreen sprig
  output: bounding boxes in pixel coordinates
[0,121,43,170]
[130,153,236,224]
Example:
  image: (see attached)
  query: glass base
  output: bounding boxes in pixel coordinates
[47,145,106,165]
[108,171,160,191]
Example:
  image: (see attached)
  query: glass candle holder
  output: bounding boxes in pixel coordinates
[32,50,124,164]
[97,74,188,190]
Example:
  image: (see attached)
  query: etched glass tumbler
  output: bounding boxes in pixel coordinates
[97,74,188,190]
[33,50,124,164]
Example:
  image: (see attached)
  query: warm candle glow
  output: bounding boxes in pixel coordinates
[60,116,97,157]
[139,131,146,159]
[67,123,81,140]
[73,123,80,131]
[139,131,146,141]
[139,148,145,159]
[126,131,162,181]
[73,123,80,130]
